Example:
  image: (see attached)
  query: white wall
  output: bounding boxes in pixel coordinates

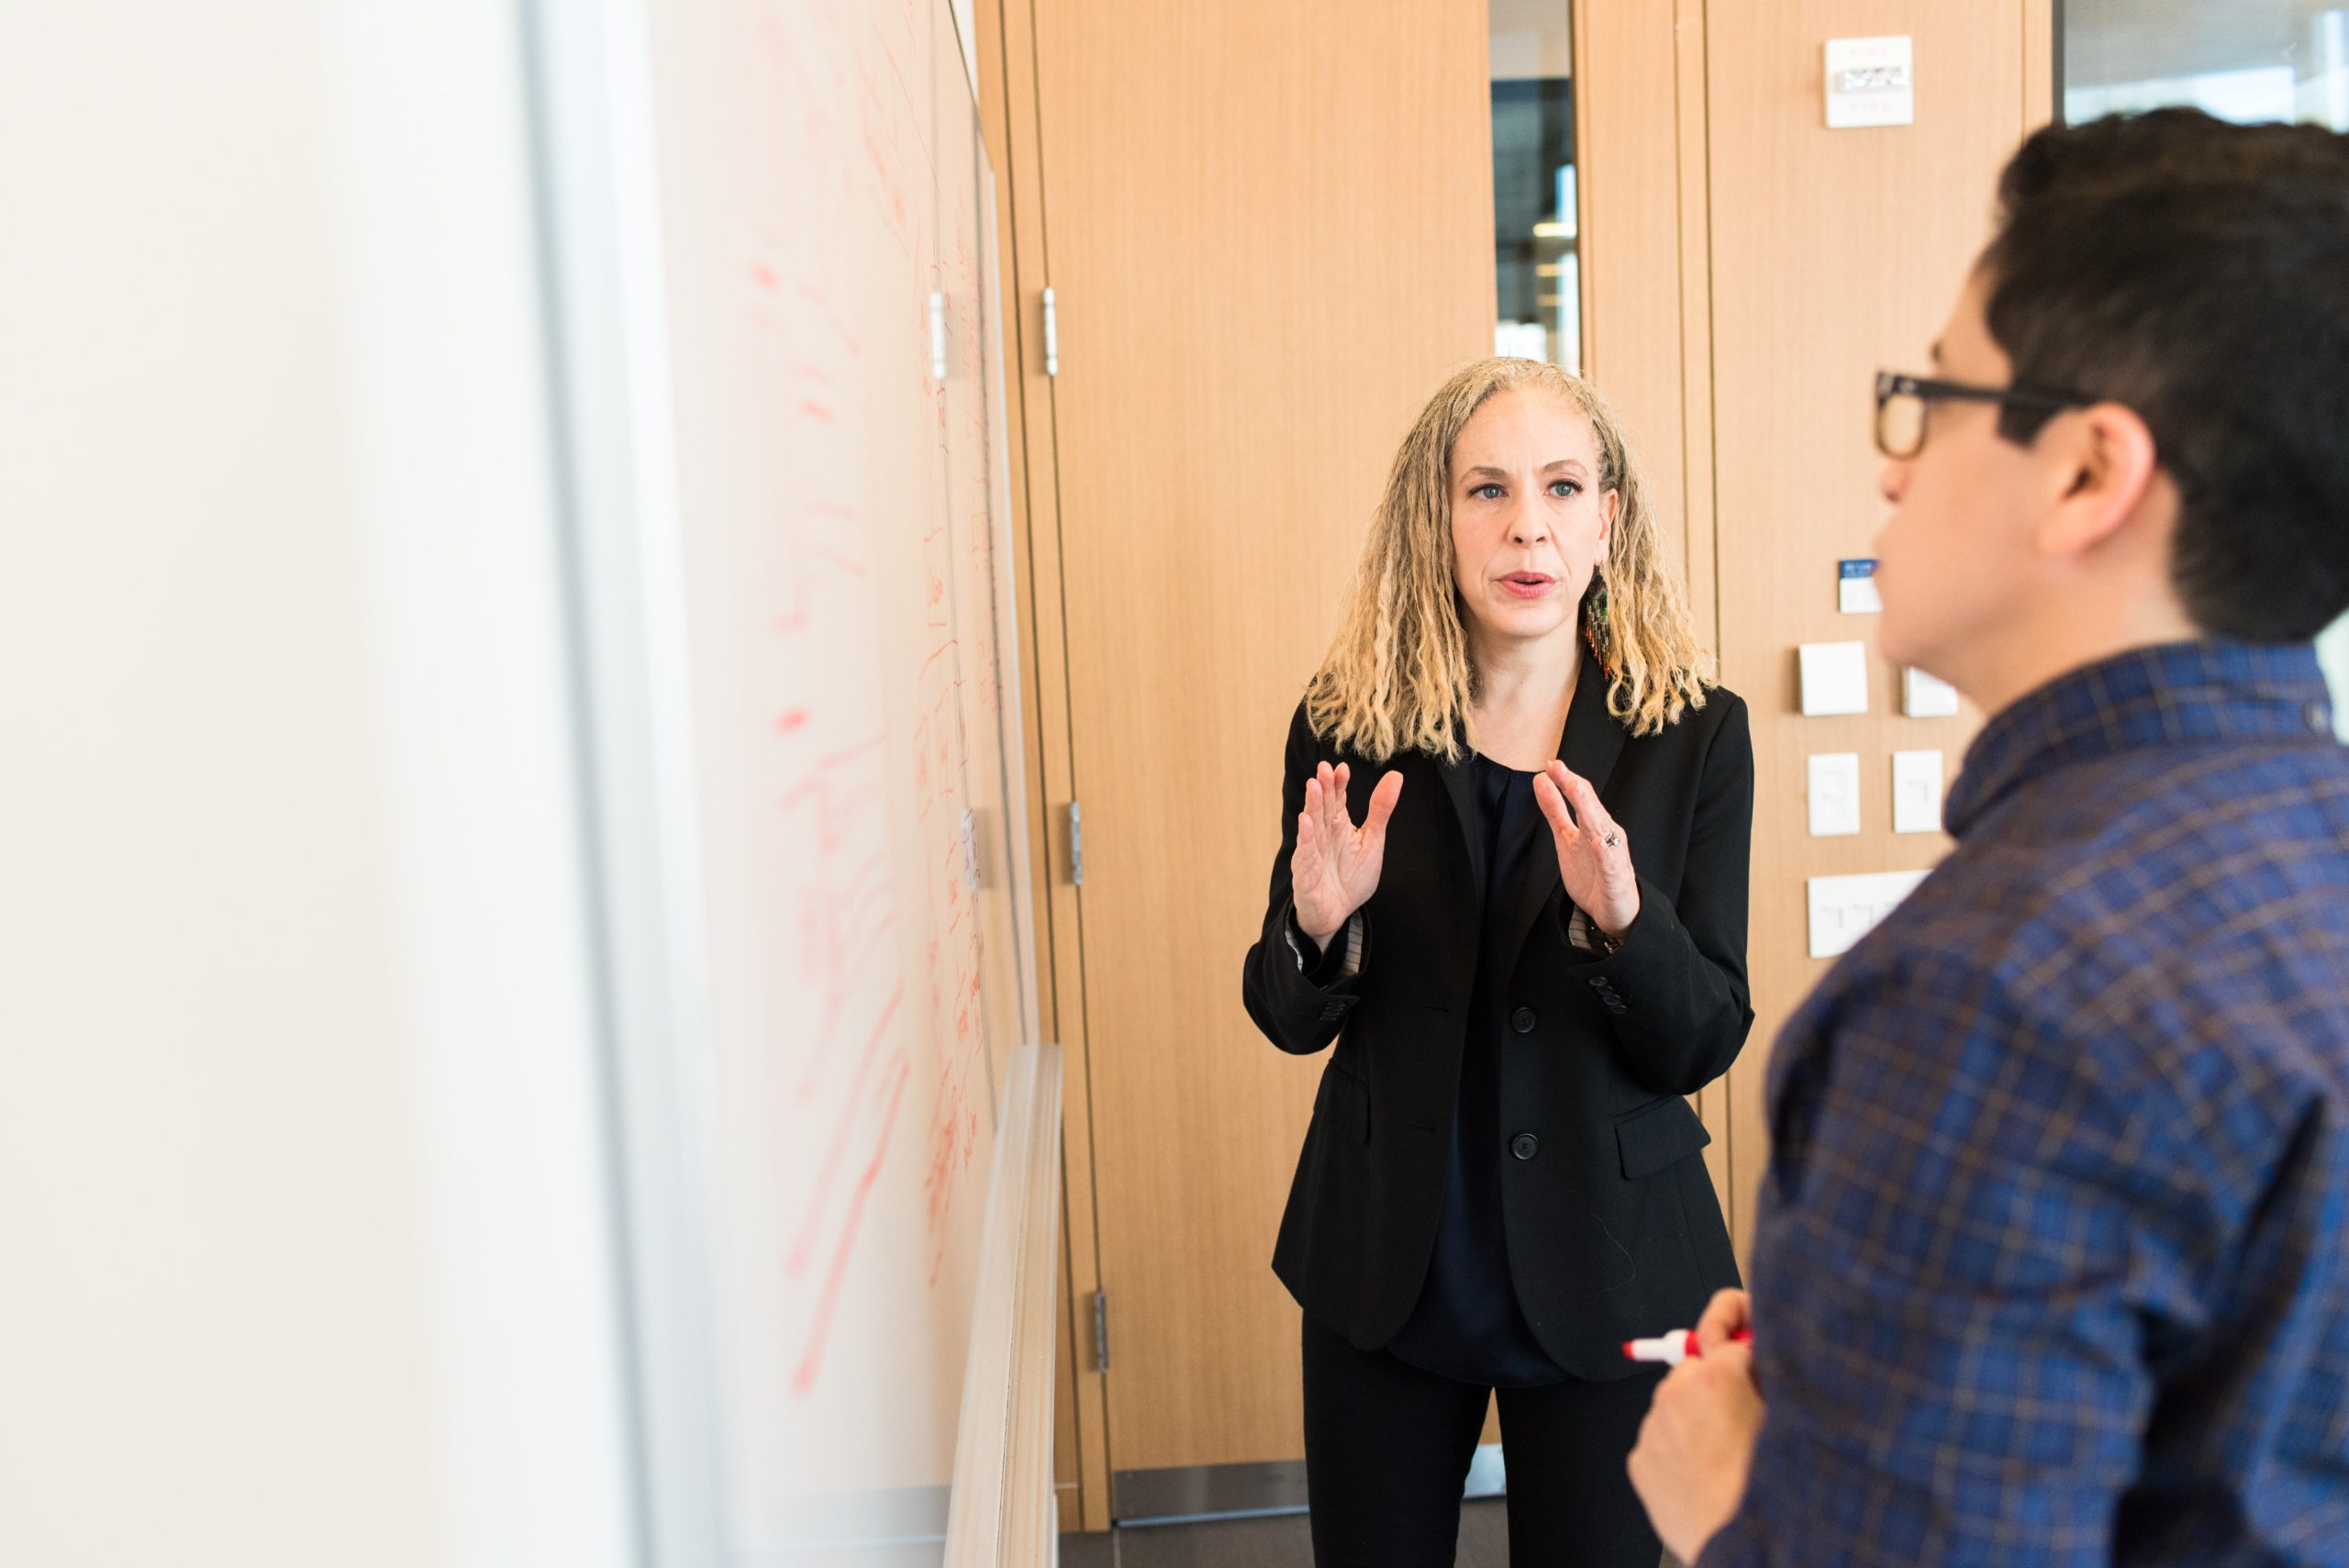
[0,6,636,1565]
[2320,618,2349,740]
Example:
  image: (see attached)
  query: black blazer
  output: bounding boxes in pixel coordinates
[1242,671,1755,1380]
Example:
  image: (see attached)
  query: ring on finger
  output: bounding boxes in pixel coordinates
[1603,829,1620,849]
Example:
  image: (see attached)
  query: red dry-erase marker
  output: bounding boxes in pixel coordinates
[1622,1328,1752,1366]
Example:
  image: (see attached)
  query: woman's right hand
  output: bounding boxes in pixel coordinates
[1291,761,1405,949]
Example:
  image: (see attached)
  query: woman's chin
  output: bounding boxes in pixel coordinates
[1479,606,1574,645]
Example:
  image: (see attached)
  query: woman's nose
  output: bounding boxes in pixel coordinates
[1505,503,1547,544]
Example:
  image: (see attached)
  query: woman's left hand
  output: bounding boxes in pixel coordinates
[1532,761,1641,941]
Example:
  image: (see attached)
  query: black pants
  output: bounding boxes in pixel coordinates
[1302,1313,1664,1568]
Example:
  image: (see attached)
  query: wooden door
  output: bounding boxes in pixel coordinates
[1030,0,1495,1482]
[1703,0,2052,1251]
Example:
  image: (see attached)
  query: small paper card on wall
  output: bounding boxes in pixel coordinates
[1808,869,1930,959]
[1826,36,1914,129]
[1904,666,1961,717]
[1892,750,1944,834]
[1799,640,1870,717]
[1838,559,1881,615]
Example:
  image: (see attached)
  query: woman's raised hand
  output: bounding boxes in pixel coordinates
[1290,761,1405,948]
[1532,761,1642,940]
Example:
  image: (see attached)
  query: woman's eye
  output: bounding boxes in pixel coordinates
[1472,484,1505,500]
[1550,480,1580,497]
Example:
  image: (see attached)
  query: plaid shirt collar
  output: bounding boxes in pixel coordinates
[1944,639,2338,840]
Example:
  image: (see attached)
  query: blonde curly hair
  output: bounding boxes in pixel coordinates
[1304,357,1713,761]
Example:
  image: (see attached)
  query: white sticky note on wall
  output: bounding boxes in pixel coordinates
[1825,36,1915,129]
[1892,750,1943,834]
[1807,869,1931,959]
[1800,641,1870,716]
[1808,752,1862,837]
[1903,666,1960,717]
[1838,559,1882,614]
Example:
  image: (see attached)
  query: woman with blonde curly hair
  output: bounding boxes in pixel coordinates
[1242,357,1755,1566]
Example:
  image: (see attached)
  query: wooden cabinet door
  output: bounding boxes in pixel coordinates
[1702,0,2040,1255]
[1030,0,1495,1483]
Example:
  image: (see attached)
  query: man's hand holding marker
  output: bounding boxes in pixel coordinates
[1626,1288,1765,1564]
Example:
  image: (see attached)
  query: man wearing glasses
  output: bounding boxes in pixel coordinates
[1627,109,2349,1565]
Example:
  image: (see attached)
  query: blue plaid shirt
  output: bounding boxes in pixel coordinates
[1703,642,2349,1568]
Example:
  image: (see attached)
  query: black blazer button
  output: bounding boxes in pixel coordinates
[1510,1006,1536,1033]
[1510,1132,1540,1161]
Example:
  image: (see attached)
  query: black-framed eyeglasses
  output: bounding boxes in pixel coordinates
[1873,371,2091,459]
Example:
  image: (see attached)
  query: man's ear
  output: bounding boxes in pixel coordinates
[2036,402,2162,561]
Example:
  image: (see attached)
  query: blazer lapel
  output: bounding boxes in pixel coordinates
[1559,660,1629,798]
[1498,665,1628,964]
[1431,749,1484,910]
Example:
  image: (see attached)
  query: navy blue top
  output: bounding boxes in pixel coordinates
[1386,750,1571,1387]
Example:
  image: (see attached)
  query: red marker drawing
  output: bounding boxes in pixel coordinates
[1623,1328,1753,1366]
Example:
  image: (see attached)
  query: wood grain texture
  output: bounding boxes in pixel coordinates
[1552,0,1694,1447]
[1031,0,1495,1473]
[1668,0,1733,1229]
[2024,0,2056,131]
[1577,0,1691,555]
[1575,0,1738,1274]
[976,0,1116,1526]
[1704,0,2023,1258]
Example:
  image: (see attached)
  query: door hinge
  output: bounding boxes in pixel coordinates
[1041,286,1059,376]
[1067,801,1084,886]
[1092,1289,1109,1373]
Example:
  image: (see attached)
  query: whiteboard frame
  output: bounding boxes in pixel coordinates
[521,0,732,1562]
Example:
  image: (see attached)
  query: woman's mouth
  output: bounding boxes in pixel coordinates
[1499,572,1556,599]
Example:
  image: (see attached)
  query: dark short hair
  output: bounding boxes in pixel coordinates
[1979,108,2349,640]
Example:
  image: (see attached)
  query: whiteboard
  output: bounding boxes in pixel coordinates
[528,0,1039,1558]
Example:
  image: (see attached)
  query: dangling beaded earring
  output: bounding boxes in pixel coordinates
[1584,575,1615,673]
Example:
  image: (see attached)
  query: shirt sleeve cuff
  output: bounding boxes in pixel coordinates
[1286,908,1364,984]
[1564,903,1624,957]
